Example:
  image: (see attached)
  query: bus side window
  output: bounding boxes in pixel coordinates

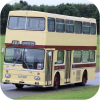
[48,17,55,32]
[66,20,74,33]
[91,23,96,35]
[82,51,89,63]
[75,21,82,34]
[73,51,82,63]
[57,51,64,64]
[83,22,90,34]
[56,19,65,33]
[90,50,95,62]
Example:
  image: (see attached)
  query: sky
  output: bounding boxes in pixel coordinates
[8,0,92,6]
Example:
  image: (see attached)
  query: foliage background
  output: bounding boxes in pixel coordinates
[0,0,100,34]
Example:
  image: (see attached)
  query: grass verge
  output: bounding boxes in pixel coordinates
[96,57,100,68]
[0,35,5,43]
[0,54,4,81]
[0,44,5,54]
[15,86,99,99]
[97,36,100,56]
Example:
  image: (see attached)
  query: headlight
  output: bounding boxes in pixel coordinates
[34,76,40,80]
[5,74,11,78]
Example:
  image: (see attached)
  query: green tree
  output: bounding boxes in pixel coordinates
[20,0,28,6]
[56,3,80,16]
[1,4,12,34]
[13,3,23,10]
[73,4,98,18]
[0,1,99,35]
[92,10,99,34]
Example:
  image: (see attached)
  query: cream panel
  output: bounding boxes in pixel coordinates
[9,11,47,17]
[46,33,97,46]
[70,67,95,83]
[86,68,95,81]
[5,30,46,45]
[3,68,45,85]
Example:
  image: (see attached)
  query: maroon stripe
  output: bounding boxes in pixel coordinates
[54,66,65,70]
[72,63,96,68]
[46,46,96,50]
[5,43,97,50]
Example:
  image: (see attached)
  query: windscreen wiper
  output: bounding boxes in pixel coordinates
[23,60,30,69]
[23,51,30,69]
[12,53,30,69]
[12,54,22,66]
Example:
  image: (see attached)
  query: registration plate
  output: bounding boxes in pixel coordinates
[18,75,27,78]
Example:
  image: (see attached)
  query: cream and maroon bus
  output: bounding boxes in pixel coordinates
[2,11,97,89]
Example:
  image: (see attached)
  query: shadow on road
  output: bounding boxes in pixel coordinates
[6,84,91,93]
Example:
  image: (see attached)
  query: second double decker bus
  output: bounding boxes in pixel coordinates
[2,11,97,89]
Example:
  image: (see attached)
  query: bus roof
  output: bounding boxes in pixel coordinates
[9,10,96,23]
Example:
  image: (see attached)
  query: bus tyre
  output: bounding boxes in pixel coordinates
[53,74,60,90]
[81,71,87,86]
[15,84,24,89]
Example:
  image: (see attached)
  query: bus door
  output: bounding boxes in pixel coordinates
[45,51,53,86]
[65,51,71,83]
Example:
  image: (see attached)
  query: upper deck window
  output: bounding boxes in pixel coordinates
[48,18,55,32]
[91,23,96,35]
[26,17,45,31]
[56,19,65,32]
[75,21,82,34]
[83,22,90,34]
[8,17,26,29]
[65,20,74,33]
[8,16,45,31]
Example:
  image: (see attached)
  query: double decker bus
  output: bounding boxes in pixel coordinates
[2,11,97,89]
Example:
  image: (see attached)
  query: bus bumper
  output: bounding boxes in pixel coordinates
[2,78,45,87]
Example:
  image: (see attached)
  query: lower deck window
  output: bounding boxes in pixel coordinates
[82,51,89,63]
[73,51,82,63]
[73,50,95,63]
[90,50,95,62]
[57,51,64,64]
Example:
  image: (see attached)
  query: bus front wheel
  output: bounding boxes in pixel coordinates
[53,74,60,90]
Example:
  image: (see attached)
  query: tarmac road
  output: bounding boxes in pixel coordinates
[0,72,100,99]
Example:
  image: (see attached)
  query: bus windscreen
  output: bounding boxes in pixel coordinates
[4,47,45,69]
